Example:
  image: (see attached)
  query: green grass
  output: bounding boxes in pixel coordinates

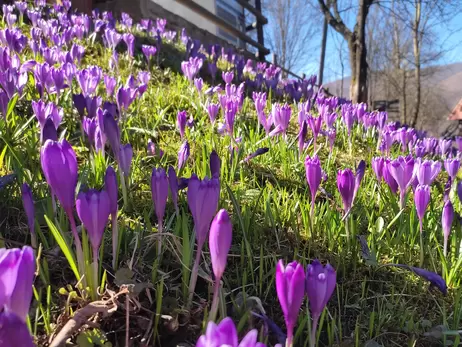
[0,7,461,347]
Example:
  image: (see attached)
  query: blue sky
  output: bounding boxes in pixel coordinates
[296,3,462,83]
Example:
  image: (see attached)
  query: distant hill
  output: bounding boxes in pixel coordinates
[324,62,462,136]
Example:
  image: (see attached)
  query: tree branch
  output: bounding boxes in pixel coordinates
[317,0,352,39]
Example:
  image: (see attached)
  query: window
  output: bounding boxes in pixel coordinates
[215,0,245,47]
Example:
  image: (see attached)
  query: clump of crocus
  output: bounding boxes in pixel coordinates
[270,103,291,138]
[21,183,36,248]
[306,260,336,347]
[196,317,265,347]
[76,189,110,298]
[187,174,220,307]
[208,209,232,321]
[442,200,454,257]
[414,158,441,186]
[275,260,305,347]
[0,246,35,346]
[151,167,169,254]
[388,156,415,209]
[104,166,119,269]
[41,139,84,277]
[305,155,322,223]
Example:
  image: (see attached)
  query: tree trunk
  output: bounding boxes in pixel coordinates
[411,0,421,127]
[348,0,369,104]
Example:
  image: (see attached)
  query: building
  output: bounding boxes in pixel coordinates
[73,0,250,49]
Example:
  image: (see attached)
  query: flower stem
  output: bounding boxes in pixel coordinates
[310,315,320,347]
[119,169,129,211]
[209,277,221,322]
[419,222,424,267]
[157,220,163,256]
[68,212,85,284]
[111,214,118,270]
[187,247,202,309]
[92,247,99,300]
[285,327,294,347]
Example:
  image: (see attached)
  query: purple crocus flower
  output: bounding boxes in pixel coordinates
[353,160,366,202]
[177,110,188,139]
[305,155,322,218]
[307,115,322,148]
[387,264,447,295]
[253,91,266,115]
[178,141,190,170]
[327,128,336,152]
[101,110,120,158]
[82,117,98,147]
[104,29,121,50]
[337,168,355,215]
[167,165,179,213]
[0,311,34,347]
[118,144,133,177]
[40,139,78,215]
[341,105,354,135]
[151,167,169,251]
[194,78,203,93]
[181,56,203,81]
[380,130,394,156]
[372,157,385,183]
[206,101,219,124]
[209,209,232,281]
[298,121,307,156]
[196,317,265,347]
[104,75,117,97]
[142,45,157,62]
[383,159,398,193]
[187,174,220,249]
[414,159,441,186]
[224,98,238,138]
[41,118,58,144]
[444,158,460,180]
[270,103,291,137]
[442,200,454,257]
[305,260,336,347]
[388,156,415,208]
[76,189,110,252]
[32,100,63,130]
[0,246,35,322]
[275,260,305,347]
[439,139,452,158]
[414,184,430,233]
[76,66,101,97]
[222,71,234,84]
[123,33,135,58]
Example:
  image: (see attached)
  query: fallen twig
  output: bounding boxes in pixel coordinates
[49,288,128,347]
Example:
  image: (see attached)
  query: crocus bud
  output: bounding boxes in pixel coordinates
[337,168,355,214]
[101,110,120,158]
[444,158,460,180]
[0,311,35,347]
[414,184,430,229]
[187,174,220,249]
[210,150,221,178]
[0,246,36,321]
[76,189,111,251]
[151,167,169,228]
[167,166,179,213]
[104,166,118,216]
[372,157,384,183]
[275,260,305,346]
[118,144,133,177]
[177,110,187,139]
[442,200,454,257]
[209,209,232,281]
[222,71,233,84]
[353,160,366,202]
[305,155,322,212]
[40,139,78,214]
[305,260,336,320]
[389,156,415,208]
[298,121,307,156]
[206,101,219,124]
[194,77,203,93]
[21,183,35,237]
[383,159,398,193]
[178,141,190,170]
[41,117,58,144]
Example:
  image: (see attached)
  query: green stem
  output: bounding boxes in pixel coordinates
[187,247,202,310]
[209,278,221,322]
[92,248,99,300]
[111,214,118,270]
[68,212,85,285]
[119,169,129,211]
[310,315,320,347]
[419,222,424,267]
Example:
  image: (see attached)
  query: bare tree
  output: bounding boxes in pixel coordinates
[318,0,375,104]
[262,0,319,75]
